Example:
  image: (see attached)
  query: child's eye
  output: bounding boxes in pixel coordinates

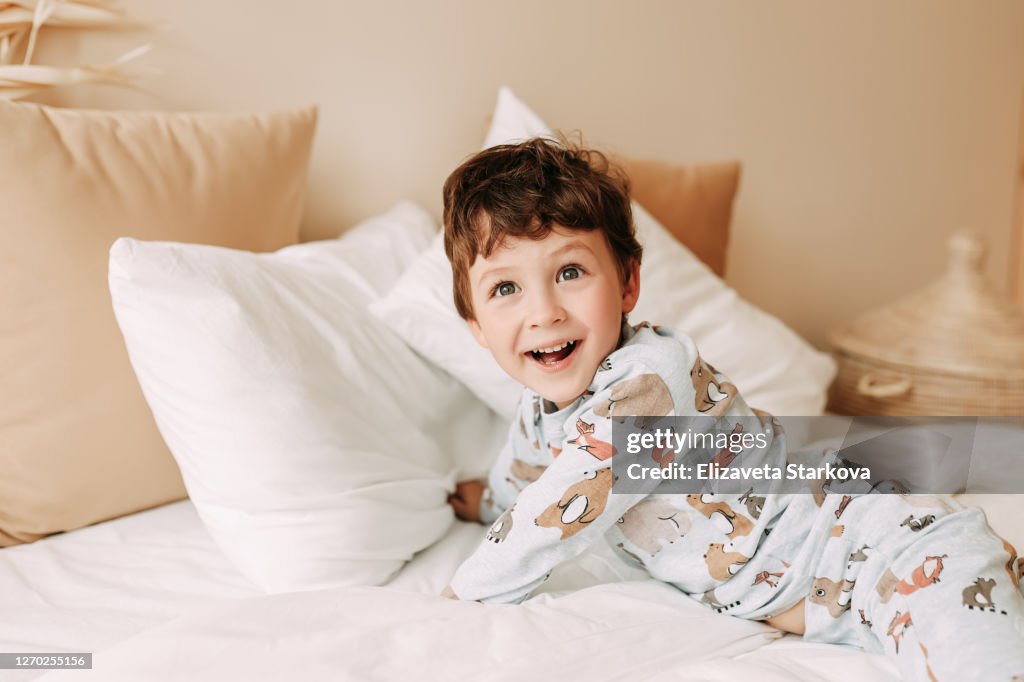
[558,265,584,283]
[492,281,519,298]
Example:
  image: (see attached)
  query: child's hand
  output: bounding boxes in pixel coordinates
[448,480,485,523]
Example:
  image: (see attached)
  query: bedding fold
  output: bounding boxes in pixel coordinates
[38,581,782,682]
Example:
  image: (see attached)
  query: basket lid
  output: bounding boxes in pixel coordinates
[829,232,1024,381]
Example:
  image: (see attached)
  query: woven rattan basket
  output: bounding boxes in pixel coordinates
[827,233,1024,416]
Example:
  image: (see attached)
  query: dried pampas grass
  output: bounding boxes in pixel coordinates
[0,0,151,100]
[0,42,150,99]
[0,0,144,31]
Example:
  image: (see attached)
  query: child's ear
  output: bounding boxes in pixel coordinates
[621,260,641,313]
[467,318,490,349]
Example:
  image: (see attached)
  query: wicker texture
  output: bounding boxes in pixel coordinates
[828,233,1024,416]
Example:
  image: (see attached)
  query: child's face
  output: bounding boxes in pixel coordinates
[466,224,640,409]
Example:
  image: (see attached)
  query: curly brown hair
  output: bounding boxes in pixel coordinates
[442,134,642,320]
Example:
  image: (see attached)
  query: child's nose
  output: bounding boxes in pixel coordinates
[527,289,566,328]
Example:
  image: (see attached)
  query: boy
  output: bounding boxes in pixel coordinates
[440,136,1024,680]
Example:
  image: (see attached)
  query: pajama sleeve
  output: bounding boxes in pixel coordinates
[449,402,645,603]
[448,350,722,604]
[476,400,543,525]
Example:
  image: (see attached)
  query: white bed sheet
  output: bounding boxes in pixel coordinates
[0,500,908,682]
[0,501,261,682]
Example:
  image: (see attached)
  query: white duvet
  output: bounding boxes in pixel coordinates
[8,489,1021,681]
[6,506,901,682]
[39,582,782,681]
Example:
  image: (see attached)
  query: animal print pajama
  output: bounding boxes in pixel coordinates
[447,321,1024,680]
[797,492,1024,681]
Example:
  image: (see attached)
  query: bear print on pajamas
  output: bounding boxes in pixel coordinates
[535,469,615,540]
[617,499,692,556]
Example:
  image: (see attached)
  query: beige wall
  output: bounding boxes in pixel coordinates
[32,0,1024,349]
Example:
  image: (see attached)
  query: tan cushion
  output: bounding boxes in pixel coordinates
[617,157,741,277]
[0,101,318,546]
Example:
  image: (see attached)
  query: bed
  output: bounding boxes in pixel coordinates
[3,86,1022,682]
[4,492,1021,681]
[2,497,911,682]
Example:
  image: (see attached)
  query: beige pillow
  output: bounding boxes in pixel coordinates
[616,157,741,278]
[0,101,318,546]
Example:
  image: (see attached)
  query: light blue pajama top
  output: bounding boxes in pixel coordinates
[448,321,1024,679]
[448,321,815,617]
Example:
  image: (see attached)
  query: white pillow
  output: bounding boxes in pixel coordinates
[482,86,554,148]
[110,201,506,593]
[370,88,837,420]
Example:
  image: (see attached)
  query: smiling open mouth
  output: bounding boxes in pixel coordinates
[528,340,579,365]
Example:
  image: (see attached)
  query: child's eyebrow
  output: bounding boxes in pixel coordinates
[475,266,512,288]
[474,240,594,288]
[547,240,594,259]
